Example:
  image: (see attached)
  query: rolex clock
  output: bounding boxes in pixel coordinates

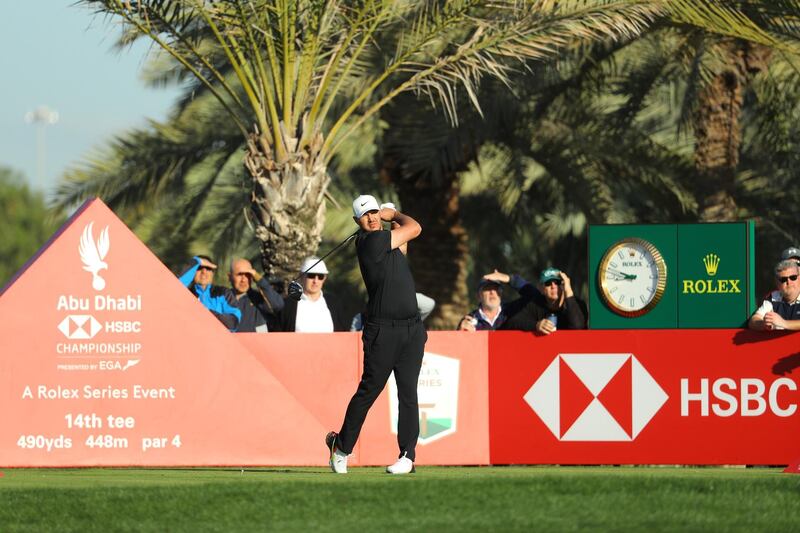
[598,237,667,317]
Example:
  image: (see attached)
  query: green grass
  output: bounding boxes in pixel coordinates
[1,467,799,532]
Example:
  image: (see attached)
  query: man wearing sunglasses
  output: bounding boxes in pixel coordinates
[178,255,242,331]
[748,260,800,331]
[483,267,586,334]
[276,257,347,332]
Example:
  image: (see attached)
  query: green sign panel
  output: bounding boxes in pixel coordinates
[589,222,756,329]
[676,224,754,328]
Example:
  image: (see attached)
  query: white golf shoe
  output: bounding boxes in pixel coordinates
[326,431,348,474]
[386,456,415,474]
[331,450,348,474]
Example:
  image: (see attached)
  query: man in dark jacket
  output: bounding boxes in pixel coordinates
[457,278,515,331]
[277,257,348,332]
[482,268,586,334]
[228,258,284,332]
[178,255,241,331]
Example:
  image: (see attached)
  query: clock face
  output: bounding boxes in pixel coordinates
[598,238,667,317]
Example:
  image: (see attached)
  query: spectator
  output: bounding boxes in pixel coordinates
[494,267,586,334]
[457,278,514,331]
[757,248,800,306]
[178,255,241,331]
[227,258,284,332]
[277,257,348,332]
[781,246,800,267]
[748,259,800,331]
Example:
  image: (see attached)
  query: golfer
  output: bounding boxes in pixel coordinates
[326,194,427,474]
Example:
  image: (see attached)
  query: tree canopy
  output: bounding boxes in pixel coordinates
[0,168,64,288]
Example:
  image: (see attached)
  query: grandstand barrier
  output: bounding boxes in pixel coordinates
[0,198,798,467]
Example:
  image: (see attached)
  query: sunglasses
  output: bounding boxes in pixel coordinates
[779,274,799,283]
[197,266,216,272]
[306,273,326,280]
[543,280,562,287]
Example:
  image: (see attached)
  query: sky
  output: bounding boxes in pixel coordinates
[0,1,182,199]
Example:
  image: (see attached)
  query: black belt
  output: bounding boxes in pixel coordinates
[366,315,421,327]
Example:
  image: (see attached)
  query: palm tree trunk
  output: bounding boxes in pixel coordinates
[693,38,771,222]
[244,132,329,280]
[385,160,471,330]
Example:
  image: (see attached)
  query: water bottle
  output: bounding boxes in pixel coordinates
[547,313,558,330]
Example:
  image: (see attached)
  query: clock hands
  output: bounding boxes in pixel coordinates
[606,268,637,281]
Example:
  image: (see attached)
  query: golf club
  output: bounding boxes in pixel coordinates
[287,230,359,301]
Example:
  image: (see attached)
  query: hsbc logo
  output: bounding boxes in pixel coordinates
[57,315,102,339]
[524,353,668,441]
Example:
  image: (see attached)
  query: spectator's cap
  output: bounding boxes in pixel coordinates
[539,267,561,284]
[352,194,380,218]
[781,246,800,261]
[477,278,502,291]
[300,256,329,275]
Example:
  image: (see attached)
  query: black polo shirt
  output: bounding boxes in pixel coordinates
[355,229,417,320]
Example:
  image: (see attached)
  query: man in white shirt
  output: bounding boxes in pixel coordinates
[277,257,347,332]
[749,260,800,331]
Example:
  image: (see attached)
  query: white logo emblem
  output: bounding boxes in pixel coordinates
[389,352,460,444]
[79,222,110,291]
[58,315,102,339]
[524,353,668,441]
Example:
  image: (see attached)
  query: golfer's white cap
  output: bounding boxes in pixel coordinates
[300,256,329,275]
[352,194,380,218]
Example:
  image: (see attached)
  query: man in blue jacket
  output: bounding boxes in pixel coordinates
[178,255,241,331]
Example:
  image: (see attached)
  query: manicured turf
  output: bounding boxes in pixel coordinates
[0,466,798,532]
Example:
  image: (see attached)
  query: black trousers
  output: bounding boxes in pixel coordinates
[336,318,427,461]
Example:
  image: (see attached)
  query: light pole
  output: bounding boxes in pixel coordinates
[25,105,59,190]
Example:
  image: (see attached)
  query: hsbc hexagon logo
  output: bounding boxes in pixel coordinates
[524,353,668,441]
[57,315,102,340]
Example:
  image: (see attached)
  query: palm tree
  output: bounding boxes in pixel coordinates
[664,0,800,220]
[69,0,663,278]
[455,2,800,302]
[390,0,800,327]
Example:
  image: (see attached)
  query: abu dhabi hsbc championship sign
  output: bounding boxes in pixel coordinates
[524,354,667,441]
[0,198,328,467]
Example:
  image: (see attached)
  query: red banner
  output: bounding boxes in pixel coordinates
[0,195,489,467]
[0,199,326,466]
[489,330,800,464]
[238,331,491,466]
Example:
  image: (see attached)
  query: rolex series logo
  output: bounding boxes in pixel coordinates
[683,252,740,294]
[703,254,720,276]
